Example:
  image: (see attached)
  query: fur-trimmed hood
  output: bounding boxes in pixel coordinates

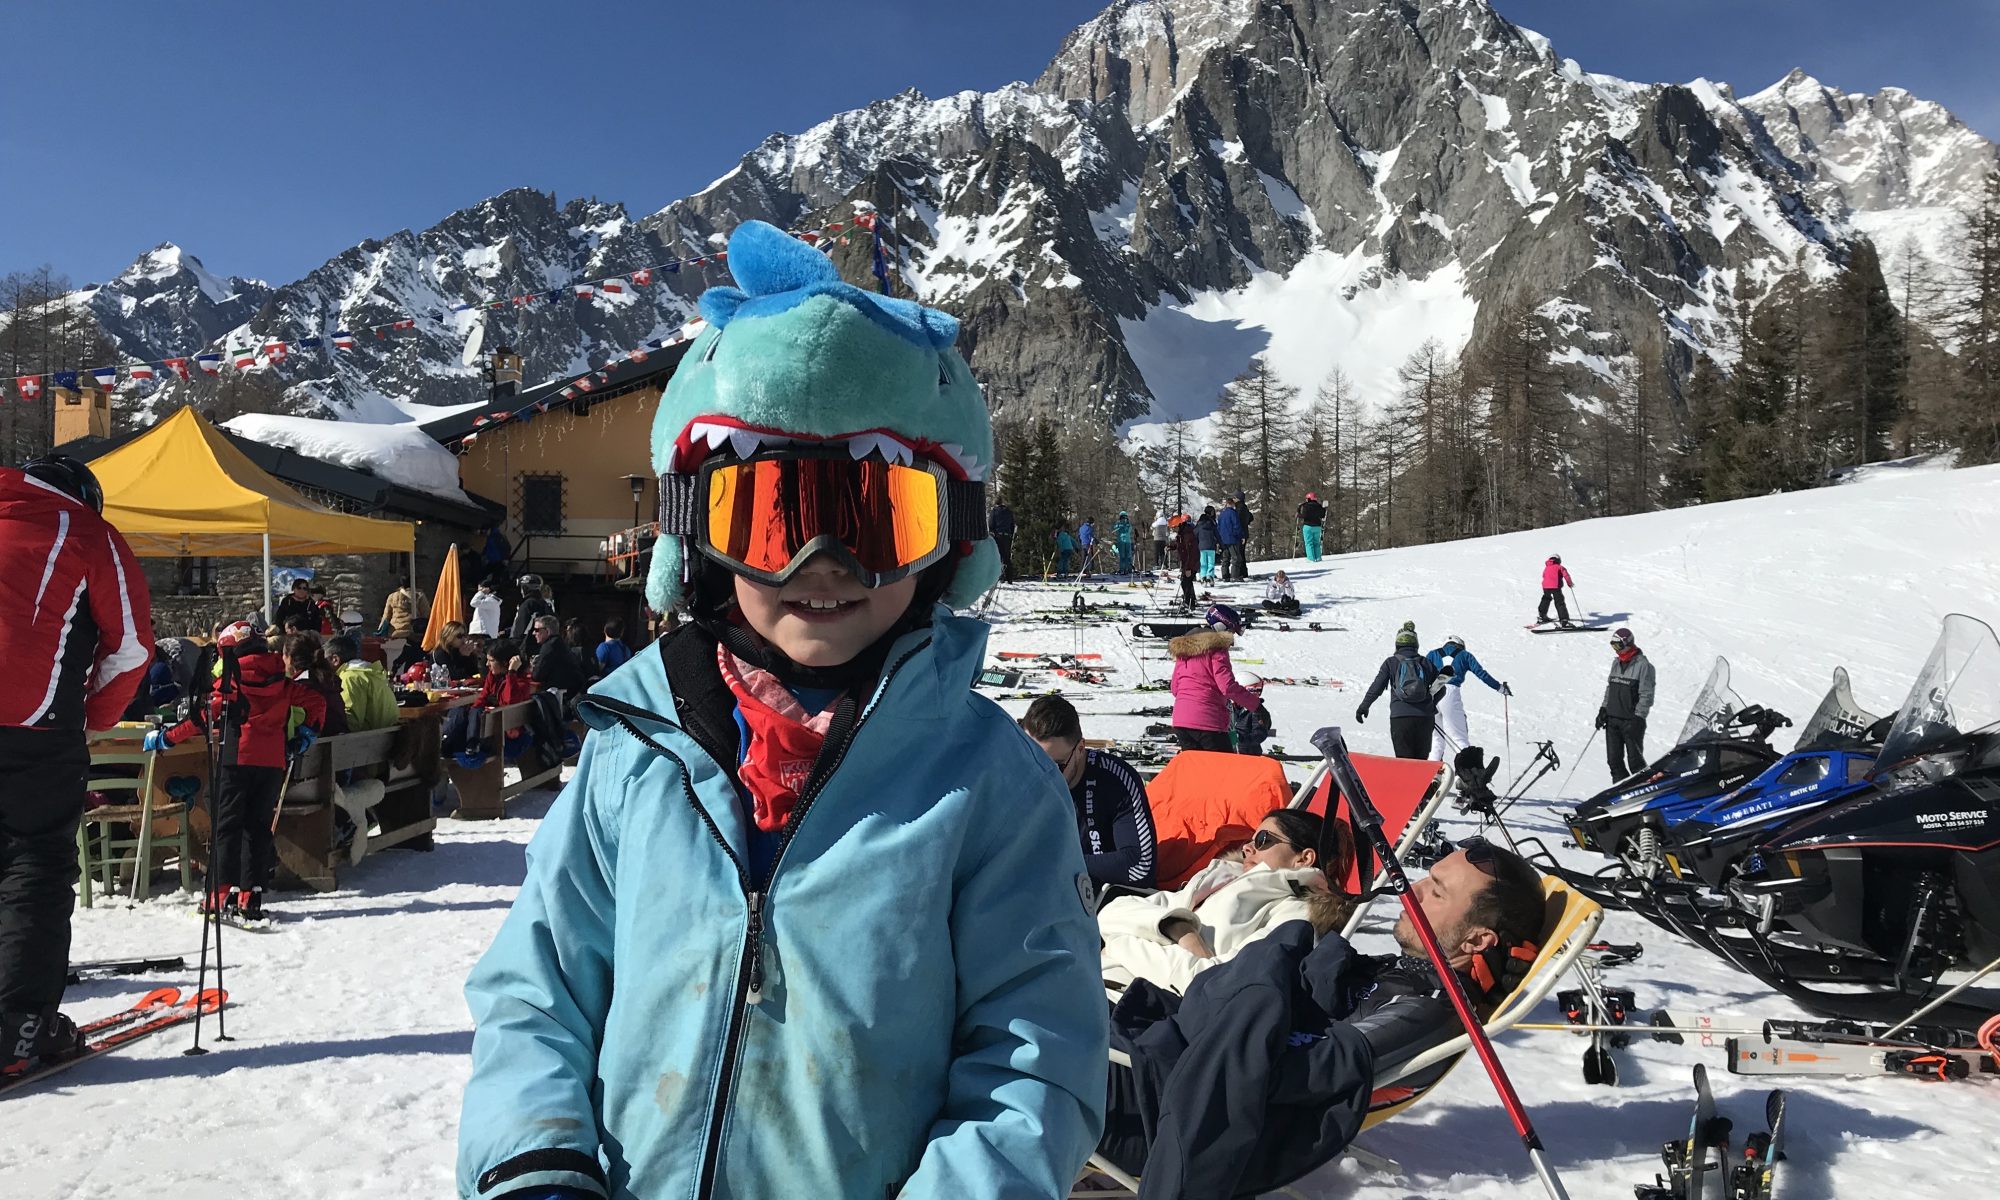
[1168,630,1235,658]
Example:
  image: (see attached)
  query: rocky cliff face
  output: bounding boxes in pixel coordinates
[54,0,1999,429]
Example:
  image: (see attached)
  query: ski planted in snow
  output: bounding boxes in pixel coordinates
[0,987,226,1096]
[1728,1090,1786,1200]
[1638,1064,1729,1200]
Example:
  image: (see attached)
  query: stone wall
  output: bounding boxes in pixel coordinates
[140,521,468,637]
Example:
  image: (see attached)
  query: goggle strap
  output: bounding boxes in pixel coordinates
[656,469,987,542]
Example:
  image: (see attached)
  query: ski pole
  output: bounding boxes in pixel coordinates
[1882,952,2000,1040]
[1567,583,1582,624]
[1558,728,1599,797]
[186,716,230,1053]
[1504,692,1512,783]
[1311,726,1573,1200]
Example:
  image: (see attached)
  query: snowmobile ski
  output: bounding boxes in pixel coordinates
[0,988,224,1096]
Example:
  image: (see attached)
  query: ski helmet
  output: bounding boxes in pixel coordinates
[1205,604,1244,634]
[22,454,104,513]
[1445,633,1466,650]
[1239,671,1265,691]
[216,620,259,649]
[1549,554,1561,564]
[1611,627,1635,649]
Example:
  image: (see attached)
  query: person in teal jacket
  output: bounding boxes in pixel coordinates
[457,220,1107,1200]
[1111,511,1135,575]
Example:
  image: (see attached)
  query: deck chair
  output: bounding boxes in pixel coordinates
[1298,753,1451,939]
[1144,752,1296,889]
[75,730,192,907]
[1072,875,1603,1198]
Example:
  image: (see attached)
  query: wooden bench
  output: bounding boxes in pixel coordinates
[446,697,575,820]
[185,718,443,891]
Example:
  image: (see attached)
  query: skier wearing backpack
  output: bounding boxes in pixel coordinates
[1537,555,1574,627]
[1598,627,1656,780]
[1425,635,1511,761]
[1356,622,1440,760]
[1167,605,1263,753]
[1296,492,1326,562]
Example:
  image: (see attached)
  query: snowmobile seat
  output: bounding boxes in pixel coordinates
[1072,875,1602,1197]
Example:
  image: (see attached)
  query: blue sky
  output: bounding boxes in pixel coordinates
[1,0,1991,287]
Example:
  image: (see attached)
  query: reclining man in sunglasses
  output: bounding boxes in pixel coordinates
[458,222,1107,1200]
[1095,837,1547,1197]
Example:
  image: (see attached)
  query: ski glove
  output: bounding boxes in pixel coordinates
[142,729,172,753]
[1500,682,1513,697]
[1355,705,1370,724]
[1594,708,1608,730]
[290,726,318,758]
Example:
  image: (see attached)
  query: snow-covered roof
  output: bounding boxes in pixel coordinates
[221,413,471,502]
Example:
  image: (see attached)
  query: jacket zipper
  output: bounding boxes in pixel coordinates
[601,637,930,1200]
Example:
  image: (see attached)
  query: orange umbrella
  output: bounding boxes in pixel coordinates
[421,545,465,652]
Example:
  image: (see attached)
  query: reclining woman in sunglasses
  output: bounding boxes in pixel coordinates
[1094,839,1551,1198]
[1099,809,1357,994]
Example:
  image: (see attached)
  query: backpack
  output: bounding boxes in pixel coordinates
[1394,657,1430,706]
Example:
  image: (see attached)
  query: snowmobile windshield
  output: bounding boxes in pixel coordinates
[1877,614,2000,768]
[1792,667,1885,752]
[1677,657,1746,745]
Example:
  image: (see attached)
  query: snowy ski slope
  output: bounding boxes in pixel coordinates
[10,460,2000,1198]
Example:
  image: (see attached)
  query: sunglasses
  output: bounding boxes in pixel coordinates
[1459,835,1501,878]
[1249,829,1295,852]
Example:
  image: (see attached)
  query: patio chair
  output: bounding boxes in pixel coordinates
[75,729,192,907]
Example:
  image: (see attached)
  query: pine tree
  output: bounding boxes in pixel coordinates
[1951,170,2000,460]
[1208,360,1299,558]
[1001,418,1070,577]
[1815,240,1906,467]
[1138,418,1204,519]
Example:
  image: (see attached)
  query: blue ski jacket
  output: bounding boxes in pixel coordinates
[457,613,1108,1200]
[1426,645,1502,692]
[1216,507,1244,545]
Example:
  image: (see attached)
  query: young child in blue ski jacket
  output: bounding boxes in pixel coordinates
[456,221,1108,1200]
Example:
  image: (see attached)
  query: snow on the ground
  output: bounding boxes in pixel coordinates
[13,464,2000,1198]
[221,412,473,502]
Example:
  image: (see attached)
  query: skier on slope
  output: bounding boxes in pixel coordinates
[1167,605,1263,753]
[1297,491,1326,562]
[1425,634,1511,761]
[1356,622,1441,760]
[1536,555,1575,627]
[1111,511,1135,575]
[1172,514,1201,608]
[0,456,153,1079]
[1598,627,1656,781]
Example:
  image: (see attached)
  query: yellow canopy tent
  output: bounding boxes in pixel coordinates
[87,406,417,622]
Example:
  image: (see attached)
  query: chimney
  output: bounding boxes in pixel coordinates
[490,345,523,397]
[55,385,111,447]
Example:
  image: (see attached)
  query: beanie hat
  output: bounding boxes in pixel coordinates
[1395,621,1418,649]
[646,219,997,614]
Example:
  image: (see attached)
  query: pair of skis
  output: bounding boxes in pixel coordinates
[1637,1066,1786,1199]
[0,986,227,1097]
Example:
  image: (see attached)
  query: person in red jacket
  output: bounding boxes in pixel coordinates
[147,621,325,922]
[471,639,538,761]
[1537,555,1575,627]
[0,456,153,1076]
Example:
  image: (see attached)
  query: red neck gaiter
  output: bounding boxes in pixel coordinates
[1616,645,1641,665]
[716,646,841,833]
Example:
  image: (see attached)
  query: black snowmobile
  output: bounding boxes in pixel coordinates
[1721,614,2000,1031]
[1561,658,1791,909]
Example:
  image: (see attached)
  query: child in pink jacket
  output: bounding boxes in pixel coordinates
[1168,605,1262,753]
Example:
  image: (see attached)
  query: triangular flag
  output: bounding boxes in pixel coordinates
[629,348,650,363]
[164,358,191,379]
[16,375,41,400]
[129,363,156,381]
[513,295,533,307]
[195,353,222,375]
[90,366,119,388]
[631,268,653,286]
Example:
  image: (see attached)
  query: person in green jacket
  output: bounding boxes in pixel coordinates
[328,635,398,731]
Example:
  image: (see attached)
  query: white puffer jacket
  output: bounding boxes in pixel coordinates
[1099,859,1325,994]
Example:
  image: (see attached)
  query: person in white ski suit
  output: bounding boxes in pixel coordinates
[1424,635,1510,761]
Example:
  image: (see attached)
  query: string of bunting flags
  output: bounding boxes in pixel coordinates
[451,315,711,454]
[4,210,887,403]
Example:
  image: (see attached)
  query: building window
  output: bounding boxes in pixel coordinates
[173,557,220,596]
[519,474,566,535]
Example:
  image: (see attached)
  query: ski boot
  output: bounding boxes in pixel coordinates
[1,1008,84,1079]
[198,886,240,918]
[238,888,267,923]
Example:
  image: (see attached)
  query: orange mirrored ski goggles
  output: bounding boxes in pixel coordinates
[658,447,987,588]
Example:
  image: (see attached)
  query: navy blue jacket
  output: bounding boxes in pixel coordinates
[988,505,1015,537]
[1196,516,1220,551]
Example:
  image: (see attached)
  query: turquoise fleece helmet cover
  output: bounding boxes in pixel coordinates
[647,220,997,613]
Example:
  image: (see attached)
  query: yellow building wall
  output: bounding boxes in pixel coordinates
[456,386,663,571]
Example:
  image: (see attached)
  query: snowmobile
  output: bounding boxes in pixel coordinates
[1565,657,1792,886]
[1721,614,2000,1030]
[1661,667,1889,893]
